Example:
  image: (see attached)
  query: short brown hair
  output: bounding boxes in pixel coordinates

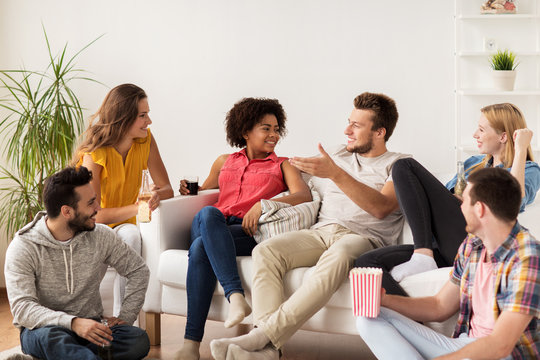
[354,92,398,141]
[467,168,521,222]
[43,166,93,218]
[225,98,287,148]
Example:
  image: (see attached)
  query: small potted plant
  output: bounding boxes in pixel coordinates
[489,49,518,91]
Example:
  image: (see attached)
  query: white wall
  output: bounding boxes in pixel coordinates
[0,0,456,286]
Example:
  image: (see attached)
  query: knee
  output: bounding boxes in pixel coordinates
[354,251,380,268]
[252,242,266,260]
[392,158,416,179]
[21,326,74,357]
[129,326,150,359]
[252,241,275,264]
[192,207,225,237]
[197,206,223,222]
[113,326,150,360]
[130,330,150,359]
[27,326,71,344]
[252,242,286,276]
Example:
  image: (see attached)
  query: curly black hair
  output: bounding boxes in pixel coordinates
[225,98,287,148]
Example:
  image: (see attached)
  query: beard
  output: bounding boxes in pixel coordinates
[348,136,374,154]
[68,211,97,234]
[464,215,480,235]
[465,223,477,235]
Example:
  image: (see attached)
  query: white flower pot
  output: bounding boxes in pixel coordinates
[492,70,516,91]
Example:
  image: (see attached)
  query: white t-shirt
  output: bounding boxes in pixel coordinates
[311,145,411,247]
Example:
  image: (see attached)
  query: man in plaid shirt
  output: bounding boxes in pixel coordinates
[357,167,539,359]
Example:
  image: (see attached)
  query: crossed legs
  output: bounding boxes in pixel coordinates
[211,224,378,359]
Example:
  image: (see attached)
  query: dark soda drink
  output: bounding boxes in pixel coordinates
[186,181,198,195]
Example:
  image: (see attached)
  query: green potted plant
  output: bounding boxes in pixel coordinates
[0,28,101,239]
[489,49,518,91]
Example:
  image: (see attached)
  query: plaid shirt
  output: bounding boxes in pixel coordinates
[450,222,540,359]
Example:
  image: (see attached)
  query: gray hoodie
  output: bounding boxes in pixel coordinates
[4,212,149,330]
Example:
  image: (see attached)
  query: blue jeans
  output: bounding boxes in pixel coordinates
[185,206,257,342]
[20,324,150,360]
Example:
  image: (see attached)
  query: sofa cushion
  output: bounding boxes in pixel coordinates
[255,188,321,243]
[157,248,453,311]
[159,250,302,296]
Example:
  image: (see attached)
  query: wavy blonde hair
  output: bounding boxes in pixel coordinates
[72,84,147,164]
[469,103,534,173]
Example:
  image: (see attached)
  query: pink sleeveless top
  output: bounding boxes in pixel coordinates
[214,149,288,218]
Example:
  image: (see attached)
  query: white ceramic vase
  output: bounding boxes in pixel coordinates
[492,70,516,91]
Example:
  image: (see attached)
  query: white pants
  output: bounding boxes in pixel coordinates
[113,223,142,317]
[356,307,484,360]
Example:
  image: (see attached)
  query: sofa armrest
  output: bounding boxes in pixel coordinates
[141,190,219,313]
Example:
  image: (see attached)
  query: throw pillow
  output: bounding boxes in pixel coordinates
[254,185,321,243]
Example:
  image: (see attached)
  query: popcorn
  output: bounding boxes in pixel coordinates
[349,267,383,318]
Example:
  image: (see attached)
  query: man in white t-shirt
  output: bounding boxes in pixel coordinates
[209,92,410,360]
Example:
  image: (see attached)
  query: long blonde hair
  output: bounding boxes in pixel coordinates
[470,103,534,172]
[72,84,147,164]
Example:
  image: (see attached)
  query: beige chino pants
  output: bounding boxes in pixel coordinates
[251,224,379,348]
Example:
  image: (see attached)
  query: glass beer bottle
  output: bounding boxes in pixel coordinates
[98,318,113,360]
[454,161,467,196]
[138,169,152,223]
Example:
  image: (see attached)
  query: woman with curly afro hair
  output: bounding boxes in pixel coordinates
[176,98,312,360]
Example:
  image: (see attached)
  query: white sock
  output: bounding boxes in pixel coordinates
[210,328,270,360]
[390,253,438,282]
[224,293,252,328]
[226,344,279,360]
[173,339,200,360]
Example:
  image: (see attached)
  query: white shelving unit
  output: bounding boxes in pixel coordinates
[454,0,540,161]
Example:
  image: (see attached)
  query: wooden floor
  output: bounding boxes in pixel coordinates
[0,290,376,360]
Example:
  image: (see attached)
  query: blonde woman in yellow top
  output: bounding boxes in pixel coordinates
[75,83,173,317]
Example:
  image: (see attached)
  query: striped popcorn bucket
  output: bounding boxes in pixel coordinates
[349,267,383,318]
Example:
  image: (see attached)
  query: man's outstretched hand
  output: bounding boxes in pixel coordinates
[290,144,339,179]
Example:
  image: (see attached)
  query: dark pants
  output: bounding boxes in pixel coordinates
[20,324,150,360]
[185,206,257,342]
[355,158,467,296]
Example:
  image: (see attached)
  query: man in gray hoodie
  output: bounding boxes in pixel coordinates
[4,166,151,360]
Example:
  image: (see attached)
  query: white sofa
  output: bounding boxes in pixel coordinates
[138,188,540,345]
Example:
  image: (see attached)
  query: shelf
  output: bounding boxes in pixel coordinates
[459,145,540,152]
[458,89,540,96]
[458,14,540,20]
[458,51,540,57]
[455,0,540,164]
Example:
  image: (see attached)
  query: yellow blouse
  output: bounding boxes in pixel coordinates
[77,129,152,227]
